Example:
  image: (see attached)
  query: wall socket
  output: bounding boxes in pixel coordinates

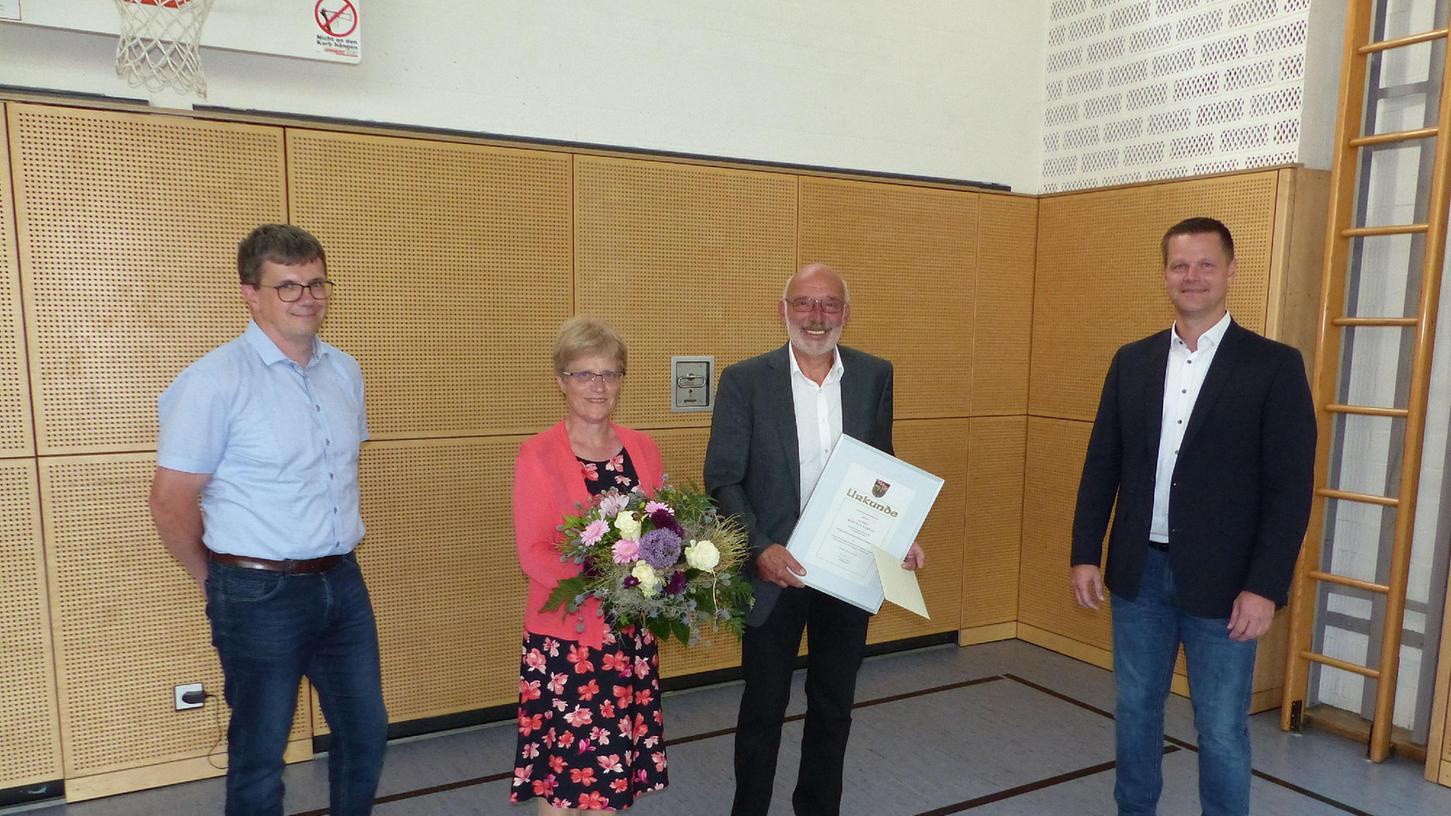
[174,682,204,711]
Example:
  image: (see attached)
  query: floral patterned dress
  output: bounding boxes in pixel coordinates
[511,447,669,810]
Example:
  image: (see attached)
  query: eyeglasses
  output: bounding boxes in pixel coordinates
[785,296,845,314]
[561,369,625,385]
[254,279,334,302]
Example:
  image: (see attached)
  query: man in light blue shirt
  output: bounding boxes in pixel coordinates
[149,224,387,816]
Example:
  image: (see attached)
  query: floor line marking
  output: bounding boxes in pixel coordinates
[287,674,1009,814]
[1000,672,1376,816]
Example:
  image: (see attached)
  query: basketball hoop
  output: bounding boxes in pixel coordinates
[114,0,216,98]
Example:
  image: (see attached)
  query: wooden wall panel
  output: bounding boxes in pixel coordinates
[1017,418,1110,649]
[287,130,573,441]
[0,106,33,459]
[39,454,308,777]
[1030,171,1279,422]
[313,438,527,731]
[973,196,1037,417]
[800,178,978,420]
[574,156,796,431]
[652,428,746,677]
[7,105,285,455]
[867,419,968,644]
[0,460,60,787]
[963,416,1026,629]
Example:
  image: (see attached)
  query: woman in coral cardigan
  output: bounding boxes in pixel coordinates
[510,317,668,814]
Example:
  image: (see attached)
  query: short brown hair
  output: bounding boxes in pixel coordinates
[237,224,327,286]
[1161,217,1234,265]
[553,316,627,373]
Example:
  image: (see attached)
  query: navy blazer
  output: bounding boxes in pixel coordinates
[1070,320,1316,618]
[704,344,894,626]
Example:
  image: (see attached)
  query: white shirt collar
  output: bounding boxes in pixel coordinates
[1171,311,1232,351]
[787,345,845,384]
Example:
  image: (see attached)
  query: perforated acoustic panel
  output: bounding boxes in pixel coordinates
[1031,170,1277,421]
[973,196,1037,417]
[1041,0,1310,191]
[1017,418,1111,650]
[8,104,284,455]
[39,454,307,776]
[799,178,977,420]
[574,156,796,430]
[0,459,60,787]
[316,438,526,731]
[0,107,33,459]
[650,428,746,677]
[866,419,967,644]
[962,416,1027,630]
[287,130,573,440]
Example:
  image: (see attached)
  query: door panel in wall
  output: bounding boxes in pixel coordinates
[315,436,529,731]
[0,459,60,788]
[799,177,979,421]
[287,130,573,441]
[867,418,968,644]
[39,454,309,778]
[7,104,285,455]
[574,155,797,431]
[1030,172,1278,422]
[1018,417,1112,650]
[0,105,33,459]
[652,427,745,678]
[963,415,1027,629]
[974,195,1037,417]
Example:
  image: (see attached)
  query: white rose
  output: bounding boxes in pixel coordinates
[631,561,661,597]
[684,540,721,572]
[614,510,642,540]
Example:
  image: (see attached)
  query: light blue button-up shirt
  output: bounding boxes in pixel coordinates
[157,320,368,560]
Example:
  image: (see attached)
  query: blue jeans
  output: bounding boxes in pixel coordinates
[206,554,388,816]
[1111,547,1257,816]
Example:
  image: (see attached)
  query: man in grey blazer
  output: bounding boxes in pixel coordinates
[705,263,925,816]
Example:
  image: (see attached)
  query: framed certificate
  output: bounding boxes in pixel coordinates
[785,434,944,614]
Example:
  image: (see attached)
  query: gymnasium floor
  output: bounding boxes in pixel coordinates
[11,640,1449,815]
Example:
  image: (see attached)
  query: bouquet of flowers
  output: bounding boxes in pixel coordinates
[543,481,754,645]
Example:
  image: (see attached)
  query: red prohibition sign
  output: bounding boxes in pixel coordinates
[315,0,358,37]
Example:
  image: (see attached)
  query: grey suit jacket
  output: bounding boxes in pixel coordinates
[703,344,894,625]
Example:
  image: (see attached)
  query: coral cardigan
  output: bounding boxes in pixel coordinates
[513,421,663,650]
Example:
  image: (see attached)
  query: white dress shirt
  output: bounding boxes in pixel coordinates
[1151,311,1232,543]
[789,346,845,512]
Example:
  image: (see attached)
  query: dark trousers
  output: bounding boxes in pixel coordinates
[731,586,870,816]
[206,554,389,816]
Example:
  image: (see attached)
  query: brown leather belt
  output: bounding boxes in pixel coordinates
[210,553,344,574]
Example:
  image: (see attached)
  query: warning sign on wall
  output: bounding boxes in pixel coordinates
[313,0,361,62]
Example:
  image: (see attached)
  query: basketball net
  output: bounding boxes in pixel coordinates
[114,0,217,98]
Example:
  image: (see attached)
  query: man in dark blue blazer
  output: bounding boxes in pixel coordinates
[1071,217,1316,816]
[705,263,925,816]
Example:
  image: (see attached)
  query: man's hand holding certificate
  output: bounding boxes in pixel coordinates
[785,435,944,617]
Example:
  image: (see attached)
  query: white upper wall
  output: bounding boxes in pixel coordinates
[0,1,1048,192]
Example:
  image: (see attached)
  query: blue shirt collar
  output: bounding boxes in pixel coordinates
[243,320,326,368]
